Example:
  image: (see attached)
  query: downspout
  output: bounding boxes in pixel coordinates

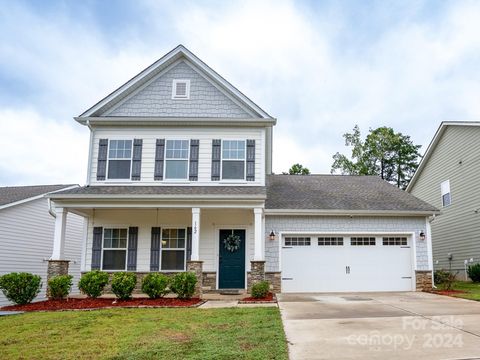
[429,214,437,289]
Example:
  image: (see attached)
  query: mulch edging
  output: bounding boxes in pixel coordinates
[238,293,276,304]
[0,297,204,312]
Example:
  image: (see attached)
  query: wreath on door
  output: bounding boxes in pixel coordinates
[223,233,242,252]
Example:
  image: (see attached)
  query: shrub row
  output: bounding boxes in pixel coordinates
[0,271,198,305]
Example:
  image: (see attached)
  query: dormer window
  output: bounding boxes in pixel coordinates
[172,79,190,99]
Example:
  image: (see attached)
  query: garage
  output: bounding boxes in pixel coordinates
[281,233,414,293]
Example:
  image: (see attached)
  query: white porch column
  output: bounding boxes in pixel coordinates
[191,208,201,261]
[51,207,67,260]
[254,207,264,261]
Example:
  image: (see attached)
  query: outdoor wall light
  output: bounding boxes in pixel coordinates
[269,230,276,241]
[419,231,426,240]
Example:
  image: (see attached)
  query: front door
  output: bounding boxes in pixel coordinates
[218,229,246,289]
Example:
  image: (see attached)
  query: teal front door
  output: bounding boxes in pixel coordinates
[218,229,246,289]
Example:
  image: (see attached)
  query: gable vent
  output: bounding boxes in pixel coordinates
[172,79,190,99]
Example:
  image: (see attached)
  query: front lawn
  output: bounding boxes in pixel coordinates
[450,281,480,301]
[0,307,287,359]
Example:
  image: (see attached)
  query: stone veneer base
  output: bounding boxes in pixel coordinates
[415,270,433,291]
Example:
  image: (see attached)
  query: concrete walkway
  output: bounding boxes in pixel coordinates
[278,292,480,360]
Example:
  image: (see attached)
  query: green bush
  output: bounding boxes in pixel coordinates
[251,280,270,298]
[434,269,457,290]
[141,273,170,299]
[0,272,42,305]
[111,272,137,300]
[48,275,73,300]
[468,263,480,283]
[78,271,110,298]
[170,272,197,299]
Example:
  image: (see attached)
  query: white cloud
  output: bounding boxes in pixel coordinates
[0,109,89,185]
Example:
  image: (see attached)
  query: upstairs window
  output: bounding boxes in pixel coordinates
[165,140,189,180]
[441,180,451,207]
[222,140,245,180]
[108,140,132,179]
[172,79,190,99]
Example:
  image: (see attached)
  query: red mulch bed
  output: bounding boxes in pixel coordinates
[0,297,202,312]
[240,293,275,303]
[432,289,467,296]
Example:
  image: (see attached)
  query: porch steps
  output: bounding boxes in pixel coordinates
[218,289,244,295]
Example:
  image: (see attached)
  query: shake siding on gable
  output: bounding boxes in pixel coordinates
[409,126,480,271]
[89,127,265,186]
[0,198,84,306]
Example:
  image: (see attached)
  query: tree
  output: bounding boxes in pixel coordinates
[285,163,310,175]
[331,125,421,189]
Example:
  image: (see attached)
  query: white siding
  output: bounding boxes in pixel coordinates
[89,127,265,186]
[84,208,254,275]
[0,198,84,306]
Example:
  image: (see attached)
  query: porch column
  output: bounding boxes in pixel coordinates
[51,207,67,260]
[253,208,264,261]
[191,208,201,261]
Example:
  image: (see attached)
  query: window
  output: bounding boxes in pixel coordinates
[222,140,245,180]
[350,237,376,246]
[441,180,451,207]
[102,228,128,270]
[284,237,311,246]
[172,79,190,99]
[318,237,344,246]
[382,237,408,246]
[165,140,189,179]
[161,228,186,270]
[108,140,132,179]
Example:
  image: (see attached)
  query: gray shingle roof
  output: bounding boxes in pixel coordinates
[52,185,266,197]
[0,185,77,207]
[266,175,438,212]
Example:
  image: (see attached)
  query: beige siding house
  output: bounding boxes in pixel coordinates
[47,45,437,295]
[407,122,480,275]
[0,185,84,306]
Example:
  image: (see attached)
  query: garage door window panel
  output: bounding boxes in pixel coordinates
[382,237,408,246]
[284,237,311,246]
[318,237,344,246]
[350,237,376,246]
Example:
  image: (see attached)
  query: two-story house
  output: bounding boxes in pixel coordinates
[407,122,480,277]
[47,45,438,295]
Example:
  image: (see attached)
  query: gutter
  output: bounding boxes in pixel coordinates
[264,209,440,217]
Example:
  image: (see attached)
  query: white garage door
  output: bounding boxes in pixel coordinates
[281,234,414,293]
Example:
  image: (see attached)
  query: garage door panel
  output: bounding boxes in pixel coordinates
[281,235,414,293]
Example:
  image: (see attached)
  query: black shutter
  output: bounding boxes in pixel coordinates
[131,139,143,181]
[186,227,192,261]
[150,227,161,271]
[97,139,108,181]
[91,227,103,270]
[154,139,165,181]
[127,227,138,271]
[246,139,255,181]
[211,139,221,181]
[189,140,199,181]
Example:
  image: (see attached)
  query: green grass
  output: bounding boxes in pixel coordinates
[450,281,480,301]
[0,307,288,360]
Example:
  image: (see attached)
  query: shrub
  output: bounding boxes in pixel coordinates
[111,272,137,300]
[251,280,270,298]
[434,269,457,290]
[170,272,197,299]
[78,271,110,298]
[141,273,170,299]
[467,263,480,283]
[0,272,42,305]
[48,275,73,300]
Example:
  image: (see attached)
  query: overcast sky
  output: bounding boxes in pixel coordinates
[1,0,480,186]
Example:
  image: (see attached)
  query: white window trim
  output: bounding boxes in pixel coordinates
[105,139,134,182]
[160,227,187,272]
[441,180,451,207]
[220,139,247,182]
[164,139,190,181]
[101,227,129,271]
[172,79,191,99]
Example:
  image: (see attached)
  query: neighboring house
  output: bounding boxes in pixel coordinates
[407,122,480,276]
[0,185,84,306]
[47,45,438,294]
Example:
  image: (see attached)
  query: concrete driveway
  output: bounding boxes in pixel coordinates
[278,292,480,360]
